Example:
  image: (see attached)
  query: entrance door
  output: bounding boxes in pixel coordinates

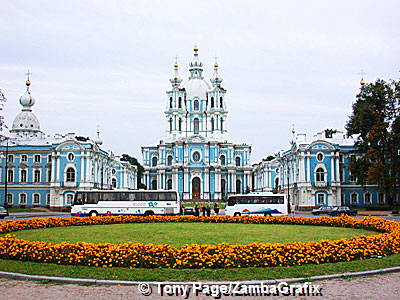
[192,177,201,200]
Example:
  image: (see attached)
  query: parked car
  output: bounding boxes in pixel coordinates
[183,206,195,216]
[0,206,8,219]
[312,206,334,215]
[328,206,357,216]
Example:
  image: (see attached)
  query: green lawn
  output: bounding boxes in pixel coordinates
[0,254,399,281]
[7,223,376,247]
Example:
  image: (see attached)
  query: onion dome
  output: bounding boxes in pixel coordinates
[210,57,223,87]
[169,57,182,88]
[11,74,41,133]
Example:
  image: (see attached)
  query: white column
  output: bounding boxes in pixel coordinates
[215,169,221,199]
[56,155,60,182]
[51,155,57,183]
[331,155,335,182]
[336,155,340,183]
[80,152,85,182]
[184,169,189,200]
[307,155,311,182]
[172,169,178,190]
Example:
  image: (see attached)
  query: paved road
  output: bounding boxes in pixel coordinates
[0,272,399,300]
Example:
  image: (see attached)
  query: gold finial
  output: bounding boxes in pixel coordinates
[359,69,366,85]
[214,56,218,68]
[174,56,178,68]
[25,70,32,87]
[194,44,198,52]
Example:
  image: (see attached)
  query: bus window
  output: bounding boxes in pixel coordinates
[74,192,83,205]
[158,193,167,201]
[127,192,141,201]
[143,192,157,201]
[228,197,237,206]
[169,192,177,201]
[86,192,99,204]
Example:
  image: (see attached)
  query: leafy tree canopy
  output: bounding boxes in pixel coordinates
[346,79,400,205]
[120,154,147,189]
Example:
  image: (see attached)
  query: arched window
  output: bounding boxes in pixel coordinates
[316,168,325,182]
[33,194,40,205]
[211,118,214,131]
[20,169,27,183]
[167,179,172,190]
[221,179,226,199]
[169,97,173,108]
[167,155,173,166]
[178,97,182,108]
[46,194,51,206]
[220,97,223,107]
[211,97,214,108]
[364,193,371,204]
[235,157,241,167]
[351,193,358,205]
[112,178,117,188]
[194,100,199,111]
[274,177,279,189]
[220,155,226,166]
[194,118,199,134]
[66,168,75,182]
[34,169,41,183]
[178,118,182,131]
[221,119,224,132]
[152,156,158,167]
[169,118,173,132]
[236,180,241,194]
[151,179,157,190]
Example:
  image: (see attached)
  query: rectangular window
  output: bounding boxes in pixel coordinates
[47,169,52,182]
[33,194,40,205]
[6,194,13,205]
[364,193,371,204]
[7,170,14,183]
[7,155,14,163]
[351,193,358,204]
[34,170,41,183]
[317,193,325,205]
[47,154,52,162]
[46,194,51,206]
[378,193,385,204]
[19,194,26,204]
[34,155,41,163]
[21,155,28,163]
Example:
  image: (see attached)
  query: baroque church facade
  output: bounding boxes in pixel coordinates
[0,77,137,210]
[142,47,252,201]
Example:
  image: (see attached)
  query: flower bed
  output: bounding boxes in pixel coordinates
[0,215,399,269]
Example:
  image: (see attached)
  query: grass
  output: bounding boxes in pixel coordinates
[0,254,399,281]
[5,223,376,247]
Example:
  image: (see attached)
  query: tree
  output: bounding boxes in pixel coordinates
[120,154,147,189]
[346,79,400,206]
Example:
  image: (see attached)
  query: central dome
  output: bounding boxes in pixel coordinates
[182,78,210,100]
[12,110,41,132]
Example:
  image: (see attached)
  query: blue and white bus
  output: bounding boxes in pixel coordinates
[225,192,288,216]
[71,190,180,217]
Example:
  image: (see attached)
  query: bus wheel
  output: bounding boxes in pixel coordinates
[89,210,98,217]
[234,212,241,217]
[264,212,272,217]
[144,211,154,217]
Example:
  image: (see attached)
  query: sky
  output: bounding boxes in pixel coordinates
[0,0,399,162]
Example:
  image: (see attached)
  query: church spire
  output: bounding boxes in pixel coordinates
[169,56,182,88]
[189,44,204,79]
[210,57,223,87]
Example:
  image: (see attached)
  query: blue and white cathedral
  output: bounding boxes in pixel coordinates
[142,47,252,201]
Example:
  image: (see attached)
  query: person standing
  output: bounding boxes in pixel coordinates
[206,205,211,217]
[201,205,206,216]
[194,204,199,217]
[214,202,220,215]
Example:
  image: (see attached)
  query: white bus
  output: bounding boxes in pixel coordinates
[71,190,180,217]
[225,192,288,216]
